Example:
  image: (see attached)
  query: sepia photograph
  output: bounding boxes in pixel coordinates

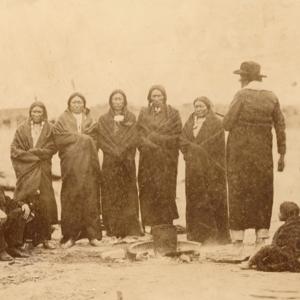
[0,0,300,299]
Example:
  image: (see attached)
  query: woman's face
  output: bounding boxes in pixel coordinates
[69,96,85,114]
[194,101,208,118]
[111,93,125,112]
[30,106,44,124]
[150,89,165,109]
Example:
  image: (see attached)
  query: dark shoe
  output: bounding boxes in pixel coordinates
[7,247,30,258]
[22,241,34,252]
[61,238,75,249]
[0,250,14,261]
[43,240,56,250]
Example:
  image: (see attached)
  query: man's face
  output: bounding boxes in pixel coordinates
[69,96,85,114]
[194,101,208,118]
[150,89,164,112]
[31,106,44,124]
[111,93,125,112]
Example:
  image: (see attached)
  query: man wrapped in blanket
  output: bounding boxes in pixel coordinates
[0,187,30,261]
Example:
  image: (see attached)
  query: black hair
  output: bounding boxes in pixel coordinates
[67,92,86,108]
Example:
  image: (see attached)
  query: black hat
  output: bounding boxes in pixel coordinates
[233,61,267,79]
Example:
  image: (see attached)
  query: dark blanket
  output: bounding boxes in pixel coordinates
[98,109,141,237]
[272,216,300,252]
[10,119,58,225]
[0,187,20,214]
[137,105,182,226]
[223,88,286,231]
[53,109,102,241]
[180,112,229,244]
[0,188,25,252]
[250,216,300,272]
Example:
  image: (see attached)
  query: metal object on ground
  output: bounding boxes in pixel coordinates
[127,240,201,260]
[152,224,178,255]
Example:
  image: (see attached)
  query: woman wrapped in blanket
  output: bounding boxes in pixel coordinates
[180,97,230,244]
[97,89,142,238]
[137,85,182,228]
[241,201,300,272]
[53,93,102,249]
[10,101,58,250]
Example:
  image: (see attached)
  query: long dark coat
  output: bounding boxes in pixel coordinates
[137,105,182,226]
[180,111,229,244]
[53,109,102,241]
[97,108,141,237]
[223,84,286,231]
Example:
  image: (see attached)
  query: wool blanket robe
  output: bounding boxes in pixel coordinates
[98,108,141,237]
[11,119,57,243]
[53,109,102,241]
[137,105,182,226]
[180,112,229,244]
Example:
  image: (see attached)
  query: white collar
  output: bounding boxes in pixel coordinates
[31,120,45,127]
[242,81,270,91]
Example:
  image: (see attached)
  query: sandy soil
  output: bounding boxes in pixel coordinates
[1,232,300,300]
[0,127,300,299]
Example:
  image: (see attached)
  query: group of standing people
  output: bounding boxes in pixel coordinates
[0,60,288,261]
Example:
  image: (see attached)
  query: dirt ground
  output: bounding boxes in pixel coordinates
[1,128,300,300]
[1,233,300,300]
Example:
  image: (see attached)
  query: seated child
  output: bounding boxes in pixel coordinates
[242,201,300,272]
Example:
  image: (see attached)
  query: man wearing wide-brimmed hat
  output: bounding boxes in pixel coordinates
[233,61,267,83]
[223,61,286,251]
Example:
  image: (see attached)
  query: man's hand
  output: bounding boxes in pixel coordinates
[0,209,7,225]
[21,204,31,220]
[278,154,285,172]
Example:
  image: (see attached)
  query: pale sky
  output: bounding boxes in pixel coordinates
[0,0,300,117]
